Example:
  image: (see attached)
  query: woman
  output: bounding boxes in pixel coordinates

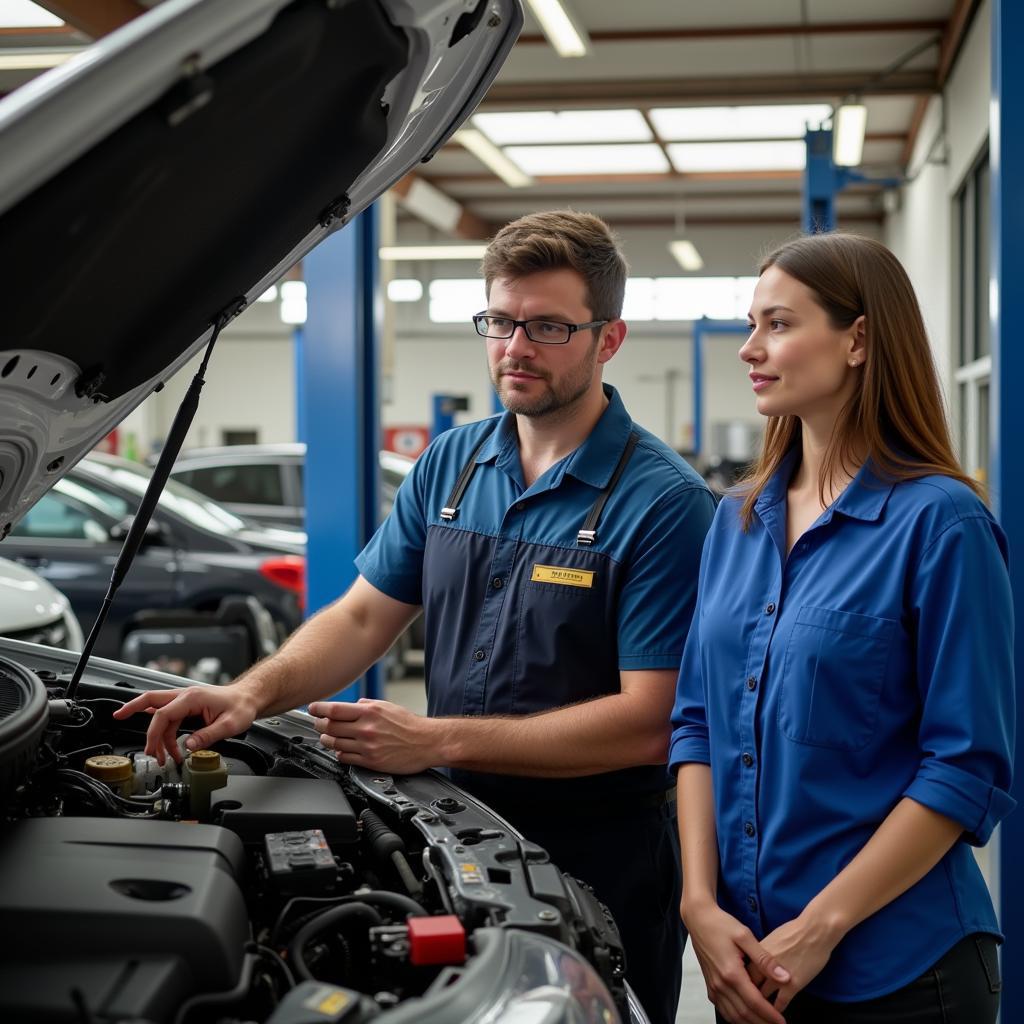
[671,233,1014,1024]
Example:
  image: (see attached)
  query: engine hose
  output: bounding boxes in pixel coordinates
[275,890,429,947]
[359,808,425,900]
[287,901,382,982]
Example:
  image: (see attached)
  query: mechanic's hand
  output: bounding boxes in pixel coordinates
[112,685,261,766]
[309,698,444,775]
[681,897,790,1024]
[750,914,839,1013]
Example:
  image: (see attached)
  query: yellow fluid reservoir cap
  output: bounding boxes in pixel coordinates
[84,755,132,782]
[188,750,222,772]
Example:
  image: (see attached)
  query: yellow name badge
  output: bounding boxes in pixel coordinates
[531,564,595,589]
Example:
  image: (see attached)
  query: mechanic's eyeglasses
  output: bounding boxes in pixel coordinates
[472,312,608,346]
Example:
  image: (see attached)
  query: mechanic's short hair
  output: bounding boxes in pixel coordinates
[482,210,628,321]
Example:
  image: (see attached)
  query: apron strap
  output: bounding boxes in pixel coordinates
[577,431,641,546]
[439,426,497,521]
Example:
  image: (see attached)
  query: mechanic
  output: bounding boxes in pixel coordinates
[116,210,716,1024]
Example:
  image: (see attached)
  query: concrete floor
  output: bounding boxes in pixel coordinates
[384,672,715,1023]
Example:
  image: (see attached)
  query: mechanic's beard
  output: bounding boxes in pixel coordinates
[492,341,599,419]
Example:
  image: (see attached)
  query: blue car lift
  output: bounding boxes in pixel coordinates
[297,207,382,701]
[992,0,1024,1012]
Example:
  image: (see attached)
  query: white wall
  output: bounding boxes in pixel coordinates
[886,0,991,393]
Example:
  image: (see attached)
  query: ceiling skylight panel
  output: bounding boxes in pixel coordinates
[667,141,806,173]
[473,110,651,145]
[650,104,832,141]
[504,144,670,176]
[0,1,62,27]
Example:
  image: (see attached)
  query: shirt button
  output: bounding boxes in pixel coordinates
[474,649,486,662]
[765,602,776,615]
[744,821,756,837]
[746,676,757,691]
[742,752,754,767]
[516,501,525,511]
[747,896,758,912]
[492,577,503,589]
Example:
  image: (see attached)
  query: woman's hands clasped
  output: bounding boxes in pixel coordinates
[682,897,791,1024]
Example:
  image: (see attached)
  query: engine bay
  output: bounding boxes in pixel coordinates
[0,651,629,1024]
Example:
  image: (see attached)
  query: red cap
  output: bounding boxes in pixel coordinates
[407,915,467,966]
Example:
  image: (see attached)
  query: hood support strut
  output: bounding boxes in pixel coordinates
[65,297,245,699]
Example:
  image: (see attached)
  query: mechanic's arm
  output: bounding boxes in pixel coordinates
[113,576,418,763]
[311,668,674,777]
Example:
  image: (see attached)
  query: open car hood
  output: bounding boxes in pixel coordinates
[0,0,521,536]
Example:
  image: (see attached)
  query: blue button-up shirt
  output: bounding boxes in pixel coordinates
[359,385,715,810]
[669,447,1015,1001]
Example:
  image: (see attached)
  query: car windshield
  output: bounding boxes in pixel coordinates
[76,459,249,535]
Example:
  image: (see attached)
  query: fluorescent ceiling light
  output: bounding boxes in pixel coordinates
[504,144,669,176]
[650,104,832,141]
[473,109,650,145]
[525,0,589,57]
[0,1,62,28]
[833,103,867,167]
[668,240,704,272]
[667,140,806,173]
[0,48,75,69]
[387,279,424,303]
[399,177,463,232]
[454,128,533,188]
[256,286,278,303]
[279,281,307,325]
[380,245,488,262]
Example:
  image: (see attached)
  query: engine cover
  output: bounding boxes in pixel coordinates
[0,817,248,1021]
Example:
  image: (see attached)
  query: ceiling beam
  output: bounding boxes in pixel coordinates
[0,24,79,37]
[937,0,981,86]
[479,72,937,109]
[900,96,931,167]
[33,0,146,39]
[517,20,946,46]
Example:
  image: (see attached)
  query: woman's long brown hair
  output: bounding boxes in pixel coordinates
[738,233,983,529]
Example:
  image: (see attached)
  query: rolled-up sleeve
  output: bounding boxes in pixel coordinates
[903,514,1016,845]
[668,531,713,773]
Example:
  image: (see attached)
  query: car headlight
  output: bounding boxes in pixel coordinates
[396,928,624,1024]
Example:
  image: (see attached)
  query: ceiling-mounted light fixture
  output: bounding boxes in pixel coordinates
[0,48,76,70]
[454,129,533,188]
[668,201,704,272]
[833,102,867,167]
[668,239,704,272]
[524,0,590,58]
[379,244,489,261]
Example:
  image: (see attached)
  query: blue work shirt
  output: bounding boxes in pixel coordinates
[358,385,716,812]
[669,446,1015,1001]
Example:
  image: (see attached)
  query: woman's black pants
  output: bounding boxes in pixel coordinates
[715,932,1000,1024]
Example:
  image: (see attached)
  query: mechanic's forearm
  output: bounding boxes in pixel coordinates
[232,602,393,717]
[433,691,669,777]
[797,798,963,945]
[677,763,719,908]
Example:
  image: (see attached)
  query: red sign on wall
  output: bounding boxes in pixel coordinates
[383,425,430,458]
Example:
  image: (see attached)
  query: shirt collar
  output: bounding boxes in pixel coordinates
[475,384,634,491]
[754,443,895,523]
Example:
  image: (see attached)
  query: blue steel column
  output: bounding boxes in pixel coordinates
[992,0,1024,1010]
[803,128,837,234]
[299,208,381,701]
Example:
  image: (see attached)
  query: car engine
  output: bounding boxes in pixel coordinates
[0,651,631,1024]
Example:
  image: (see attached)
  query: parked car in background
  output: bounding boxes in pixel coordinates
[168,442,415,528]
[0,555,83,652]
[4,453,303,669]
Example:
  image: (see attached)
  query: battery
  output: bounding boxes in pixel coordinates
[264,829,337,895]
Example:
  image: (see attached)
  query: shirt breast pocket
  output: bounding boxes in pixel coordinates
[779,605,896,752]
